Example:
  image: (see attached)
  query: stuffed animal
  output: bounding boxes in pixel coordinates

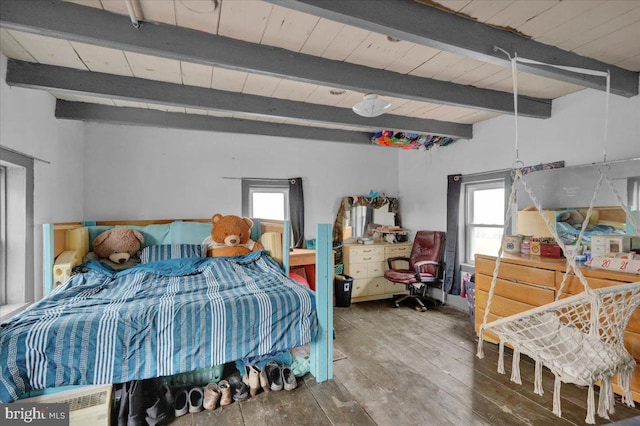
[559,210,586,229]
[92,227,144,270]
[203,213,264,257]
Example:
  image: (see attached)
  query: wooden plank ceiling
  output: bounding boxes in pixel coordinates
[0,0,638,144]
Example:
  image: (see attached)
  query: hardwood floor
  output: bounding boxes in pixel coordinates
[168,299,640,425]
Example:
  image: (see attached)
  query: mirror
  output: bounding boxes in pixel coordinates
[333,196,401,242]
[518,158,640,210]
[515,158,640,239]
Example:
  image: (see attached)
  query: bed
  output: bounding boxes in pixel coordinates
[0,219,333,403]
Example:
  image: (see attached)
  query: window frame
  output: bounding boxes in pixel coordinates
[0,147,35,309]
[0,165,6,305]
[241,179,290,221]
[460,171,511,265]
[628,176,640,212]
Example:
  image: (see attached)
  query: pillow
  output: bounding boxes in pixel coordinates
[289,271,311,289]
[584,256,640,274]
[128,224,171,247]
[140,244,206,263]
[169,221,212,245]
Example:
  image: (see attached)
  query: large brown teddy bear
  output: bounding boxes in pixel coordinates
[203,213,264,257]
[92,227,145,270]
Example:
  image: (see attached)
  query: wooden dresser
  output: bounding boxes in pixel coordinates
[475,253,640,403]
[343,242,412,303]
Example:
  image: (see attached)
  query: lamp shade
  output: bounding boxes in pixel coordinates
[352,94,391,117]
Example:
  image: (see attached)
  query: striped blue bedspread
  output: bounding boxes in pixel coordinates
[0,251,317,402]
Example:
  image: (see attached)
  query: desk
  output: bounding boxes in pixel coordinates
[290,249,317,290]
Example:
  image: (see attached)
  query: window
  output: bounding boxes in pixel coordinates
[463,177,507,264]
[242,179,289,221]
[629,176,640,211]
[0,147,34,316]
[0,166,6,305]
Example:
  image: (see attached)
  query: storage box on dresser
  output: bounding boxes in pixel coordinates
[475,253,640,403]
[343,242,412,302]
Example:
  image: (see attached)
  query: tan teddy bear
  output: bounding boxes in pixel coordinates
[92,227,145,270]
[203,213,264,257]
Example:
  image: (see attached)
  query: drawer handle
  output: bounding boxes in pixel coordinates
[363,249,372,253]
[363,257,372,260]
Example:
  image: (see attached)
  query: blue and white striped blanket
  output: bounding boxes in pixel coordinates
[0,251,317,402]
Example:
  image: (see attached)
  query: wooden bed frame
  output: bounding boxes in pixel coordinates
[40,218,333,386]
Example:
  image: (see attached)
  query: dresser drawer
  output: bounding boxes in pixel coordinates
[476,290,537,319]
[349,252,385,263]
[476,274,554,307]
[475,257,554,288]
[384,279,404,293]
[624,331,640,360]
[555,271,628,295]
[351,278,368,298]
[345,262,368,279]
[346,246,384,256]
[385,245,411,257]
[368,277,388,295]
[367,261,385,277]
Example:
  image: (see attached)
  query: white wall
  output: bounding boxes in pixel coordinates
[398,86,639,309]
[83,123,400,239]
[0,54,84,300]
[399,87,640,233]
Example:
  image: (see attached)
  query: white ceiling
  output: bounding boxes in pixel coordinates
[0,0,638,144]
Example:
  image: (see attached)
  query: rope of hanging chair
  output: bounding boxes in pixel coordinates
[477,50,613,357]
[512,56,611,164]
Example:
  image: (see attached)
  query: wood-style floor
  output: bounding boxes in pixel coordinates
[168,299,640,425]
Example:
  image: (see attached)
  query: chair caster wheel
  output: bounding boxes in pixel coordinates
[393,304,400,308]
[415,306,427,312]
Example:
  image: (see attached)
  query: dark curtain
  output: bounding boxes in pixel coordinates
[443,174,462,295]
[289,177,305,248]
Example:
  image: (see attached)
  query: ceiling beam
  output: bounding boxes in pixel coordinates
[265,0,639,98]
[0,0,550,119]
[7,60,472,139]
[55,101,373,145]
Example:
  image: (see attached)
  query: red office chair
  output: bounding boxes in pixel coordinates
[384,231,446,312]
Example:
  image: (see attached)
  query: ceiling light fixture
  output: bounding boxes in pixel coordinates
[352,94,391,117]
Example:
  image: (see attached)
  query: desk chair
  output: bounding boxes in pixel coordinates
[384,231,446,312]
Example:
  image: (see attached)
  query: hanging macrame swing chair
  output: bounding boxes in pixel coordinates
[476,48,640,425]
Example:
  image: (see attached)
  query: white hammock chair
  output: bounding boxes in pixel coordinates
[476,49,640,424]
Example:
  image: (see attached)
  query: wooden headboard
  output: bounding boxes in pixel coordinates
[44,218,290,294]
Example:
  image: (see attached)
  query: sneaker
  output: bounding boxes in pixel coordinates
[188,386,204,413]
[218,380,232,406]
[203,382,221,410]
[265,361,283,391]
[174,389,189,417]
[282,365,297,391]
[228,373,249,401]
[259,367,270,393]
[248,365,260,397]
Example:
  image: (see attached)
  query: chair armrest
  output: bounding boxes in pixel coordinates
[413,260,440,268]
[387,256,409,269]
[413,260,443,281]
